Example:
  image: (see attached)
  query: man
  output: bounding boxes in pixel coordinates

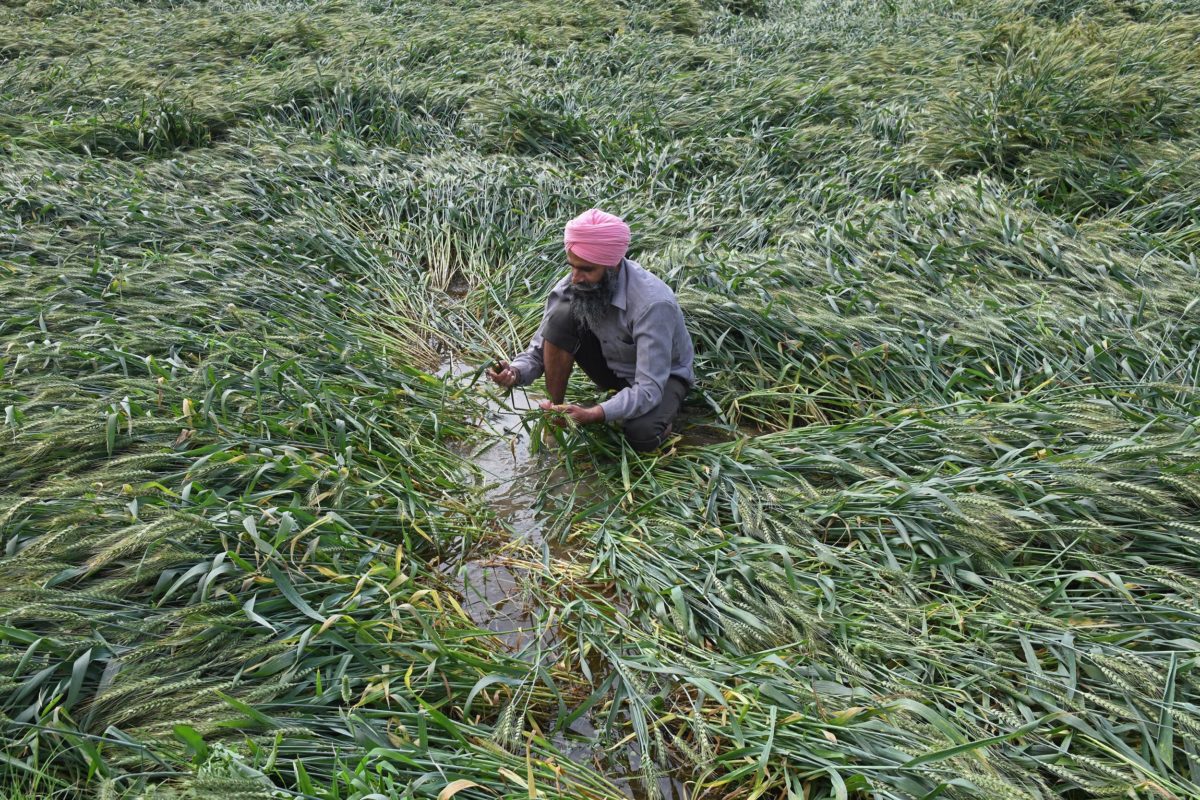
[487,209,694,452]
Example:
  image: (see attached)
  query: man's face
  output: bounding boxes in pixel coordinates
[567,251,611,287]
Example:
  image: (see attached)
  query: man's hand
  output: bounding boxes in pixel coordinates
[538,400,605,425]
[486,360,519,388]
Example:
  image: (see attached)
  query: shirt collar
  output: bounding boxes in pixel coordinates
[611,258,629,312]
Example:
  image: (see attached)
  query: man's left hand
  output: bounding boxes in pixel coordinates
[538,400,605,425]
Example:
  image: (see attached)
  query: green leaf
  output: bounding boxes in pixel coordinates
[65,647,93,709]
[1157,652,1178,763]
[242,593,277,633]
[173,724,209,763]
[757,704,777,776]
[902,713,1066,768]
[266,562,326,623]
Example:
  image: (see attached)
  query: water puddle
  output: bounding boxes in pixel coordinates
[436,356,574,653]
[434,356,708,799]
[553,712,689,800]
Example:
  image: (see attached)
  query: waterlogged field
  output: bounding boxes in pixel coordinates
[3,0,1200,797]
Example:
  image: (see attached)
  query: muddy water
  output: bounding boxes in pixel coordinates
[438,357,569,652]
[437,357,698,799]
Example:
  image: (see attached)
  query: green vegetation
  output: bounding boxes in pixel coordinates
[2,0,1199,797]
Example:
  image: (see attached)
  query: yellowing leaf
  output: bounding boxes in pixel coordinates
[832,706,868,724]
[446,591,471,623]
[438,779,482,800]
[498,767,528,790]
[526,745,537,800]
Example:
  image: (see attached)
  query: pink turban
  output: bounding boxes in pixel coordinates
[563,209,630,267]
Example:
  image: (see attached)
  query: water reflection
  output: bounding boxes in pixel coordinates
[438,357,564,652]
[436,357,695,798]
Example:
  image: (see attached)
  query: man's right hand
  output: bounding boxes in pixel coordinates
[486,360,519,388]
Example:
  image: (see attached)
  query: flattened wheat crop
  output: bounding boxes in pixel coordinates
[2,0,1200,797]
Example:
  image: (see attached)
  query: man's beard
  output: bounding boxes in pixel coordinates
[570,268,617,333]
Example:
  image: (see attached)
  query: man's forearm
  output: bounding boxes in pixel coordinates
[508,348,542,386]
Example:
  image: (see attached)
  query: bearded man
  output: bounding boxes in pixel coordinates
[486,209,695,452]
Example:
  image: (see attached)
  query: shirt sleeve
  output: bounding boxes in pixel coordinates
[508,290,559,387]
[508,336,544,388]
[599,301,676,422]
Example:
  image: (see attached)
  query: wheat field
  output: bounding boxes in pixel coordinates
[2,0,1200,797]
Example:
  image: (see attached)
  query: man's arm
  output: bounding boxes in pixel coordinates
[505,291,567,387]
[506,342,542,388]
[599,301,677,422]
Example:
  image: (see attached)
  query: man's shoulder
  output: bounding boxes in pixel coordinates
[624,259,678,306]
[547,272,572,300]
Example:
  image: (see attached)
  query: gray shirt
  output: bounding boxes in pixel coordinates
[510,258,695,422]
